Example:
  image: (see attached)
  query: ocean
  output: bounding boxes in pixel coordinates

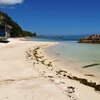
[30,35,84,42]
[31,35,100,72]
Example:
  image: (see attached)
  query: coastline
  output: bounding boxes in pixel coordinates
[26,40,100,99]
[0,38,100,100]
[44,42,100,82]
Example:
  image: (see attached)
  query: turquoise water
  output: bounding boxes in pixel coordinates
[31,36,100,71]
[30,35,85,42]
[49,41,100,71]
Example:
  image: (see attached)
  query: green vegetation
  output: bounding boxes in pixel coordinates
[0,11,36,37]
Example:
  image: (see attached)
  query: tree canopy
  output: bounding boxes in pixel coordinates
[0,11,36,37]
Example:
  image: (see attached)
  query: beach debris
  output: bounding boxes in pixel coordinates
[48,75,53,78]
[27,45,100,93]
[82,63,100,68]
[67,75,100,92]
[60,81,65,84]
[67,86,75,93]
[56,69,67,76]
[67,86,75,90]
[47,62,52,67]
[41,60,45,64]
[85,74,94,77]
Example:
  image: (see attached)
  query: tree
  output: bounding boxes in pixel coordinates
[0,11,36,37]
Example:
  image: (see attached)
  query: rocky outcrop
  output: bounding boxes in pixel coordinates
[79,34,100,43]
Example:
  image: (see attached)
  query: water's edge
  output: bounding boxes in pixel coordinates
[44,41,100,78]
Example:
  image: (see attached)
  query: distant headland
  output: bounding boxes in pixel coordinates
[79,34,100,43]
[0,11,36,37]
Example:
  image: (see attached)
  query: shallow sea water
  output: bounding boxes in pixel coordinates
[49,41,100,71]
[31,36,100,72]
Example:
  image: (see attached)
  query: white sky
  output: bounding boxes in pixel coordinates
[0,0,24,5]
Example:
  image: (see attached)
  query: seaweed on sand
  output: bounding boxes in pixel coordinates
[82,63,100,68]
[67,75,100,92]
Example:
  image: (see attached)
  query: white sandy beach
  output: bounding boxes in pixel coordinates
[0,38,100,100]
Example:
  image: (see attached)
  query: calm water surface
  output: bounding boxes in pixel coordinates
[31,36,100,71]
[49,41,100,71]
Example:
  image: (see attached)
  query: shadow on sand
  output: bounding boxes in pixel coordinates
[0,41,10,43]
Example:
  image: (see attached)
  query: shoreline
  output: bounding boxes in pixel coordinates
[26,41,100,99]
[30,43,100,89]
[0,38,100,100]
[44,42,100,81]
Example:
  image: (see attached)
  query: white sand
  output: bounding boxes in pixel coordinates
[0,38,99,100]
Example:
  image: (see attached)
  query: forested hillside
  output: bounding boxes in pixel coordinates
[0,11,36,37]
